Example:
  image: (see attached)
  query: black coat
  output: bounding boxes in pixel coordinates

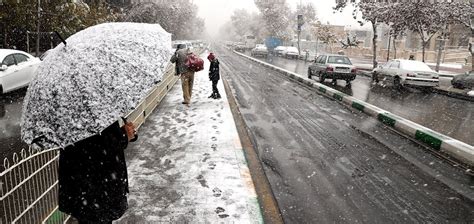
[58,121,129,222]
[209,59,220,81]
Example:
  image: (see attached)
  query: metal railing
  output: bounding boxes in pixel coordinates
[0,63,179,224]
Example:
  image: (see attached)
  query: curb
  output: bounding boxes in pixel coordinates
[233,50,474,167]
[222,77,284,224]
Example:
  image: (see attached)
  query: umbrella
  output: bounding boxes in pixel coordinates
[20,22,172,148]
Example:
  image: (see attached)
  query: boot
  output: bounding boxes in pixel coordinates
[209,93,215,98]
[215,92,221,99]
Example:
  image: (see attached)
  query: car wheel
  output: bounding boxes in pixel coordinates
[320,73,325,83]
[308,68,312,79]
[393,76,401,90]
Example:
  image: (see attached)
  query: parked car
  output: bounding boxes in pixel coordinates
[451,71,474,90]
[372,59,439,89]
[250,44,268,58]
[234,43,247,52]
[0,49,41,94]
[274,46,288,56]
[308,54,357,85]
[284,47,299,59]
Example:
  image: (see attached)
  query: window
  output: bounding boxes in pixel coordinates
[390,61,400,69]
[14,54,29,64]
[319,55,327,64]
[2,55,16,67]
[327,56,352,65]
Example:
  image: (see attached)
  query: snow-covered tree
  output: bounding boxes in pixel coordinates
[0,0,119,51]
[123,1,205,40]
[335,2,390,68]
[254,0,292,40]
[443,1,474,71]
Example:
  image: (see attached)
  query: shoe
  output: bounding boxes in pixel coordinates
[215,93,221,99]
[182,101,189,104]
[208,93,215,98]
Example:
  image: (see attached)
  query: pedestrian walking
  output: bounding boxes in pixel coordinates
[171,44,195,105]
[207,52,221,99]
[58,120,137,224]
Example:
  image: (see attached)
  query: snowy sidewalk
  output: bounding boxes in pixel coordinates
[117,56,263,223]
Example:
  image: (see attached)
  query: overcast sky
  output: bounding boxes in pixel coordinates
[196,0,364,37]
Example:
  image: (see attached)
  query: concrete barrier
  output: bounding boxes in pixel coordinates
[233,50,474,167]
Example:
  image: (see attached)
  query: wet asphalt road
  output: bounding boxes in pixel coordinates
[244,52,474,146]
[216,46,473,223]
[0,89,29,166]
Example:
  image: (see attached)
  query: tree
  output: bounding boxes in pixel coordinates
[0,0,119,52]
[123,1,205,40]
[313,22,339,53]
[444,1,474,71]
[254,0,292,40]
[396,2,448,62]
[335,2,390,68]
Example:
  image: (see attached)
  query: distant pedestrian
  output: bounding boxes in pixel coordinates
[409,55,415,60]
[58,119,137,224]
[207,52,221,99]
[171,44,195,105]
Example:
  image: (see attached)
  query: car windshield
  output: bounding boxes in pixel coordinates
[327,56,352,65]
[400,61,433,72]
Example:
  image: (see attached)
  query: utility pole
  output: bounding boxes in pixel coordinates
[36,0,41,56]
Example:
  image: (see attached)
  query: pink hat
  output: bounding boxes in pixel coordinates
[207,53,215,61]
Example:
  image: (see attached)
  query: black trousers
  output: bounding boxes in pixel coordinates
[212,80,219,94]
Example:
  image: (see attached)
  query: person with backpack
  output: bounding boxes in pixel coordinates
[170,44,195,105]
[207,53,221,99]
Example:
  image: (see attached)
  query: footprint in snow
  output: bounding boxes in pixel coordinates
[212,188,222,197]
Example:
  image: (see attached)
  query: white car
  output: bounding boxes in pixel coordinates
[0,49,41,94]
[284,47,299,59]
[372,59,439,89]
[250,44,269,58]
[274,46,288,56]
[372,59,439,88]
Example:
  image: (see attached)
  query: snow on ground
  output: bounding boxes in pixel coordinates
[117,54,263,223]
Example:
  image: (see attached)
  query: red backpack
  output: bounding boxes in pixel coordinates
[185,53,204,72]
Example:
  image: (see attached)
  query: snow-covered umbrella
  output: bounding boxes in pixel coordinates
[20,22,172,148]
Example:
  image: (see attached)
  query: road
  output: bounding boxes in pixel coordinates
[217,46,473,223]
[0,89,28,166]
[244,52,474,146]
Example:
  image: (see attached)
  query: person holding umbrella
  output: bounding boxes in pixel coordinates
[20,23,173,223]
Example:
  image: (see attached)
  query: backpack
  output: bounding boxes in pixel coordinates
[185,53,204,72]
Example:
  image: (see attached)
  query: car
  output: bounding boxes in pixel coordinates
[234,43,247,52]
[284,47,299,59]
[250,44,268,58]
[274,46,288,56]
[308,54,357,86]
[451,71,474,90]
[372,59,439,89]
[0,49,41,94]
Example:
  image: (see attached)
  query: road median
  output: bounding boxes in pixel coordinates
[233,50,474,168]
